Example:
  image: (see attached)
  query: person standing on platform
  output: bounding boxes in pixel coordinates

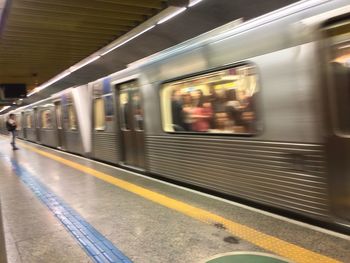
[6,114,18,150]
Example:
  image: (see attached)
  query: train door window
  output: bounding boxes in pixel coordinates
[41,110,53,129]
[132,90,143,131]
[94,98,105,130]
[160,64,260,134]
[26,114,32,128]
[119,90,130,130]
[68,105,77,130]
[55,104,62,129]
[34,109,40,129]
[16,115,21,130]
[323,19,350,133]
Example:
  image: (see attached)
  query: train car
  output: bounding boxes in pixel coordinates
[2,0,350,227]
[103,0,349,225]
[20,87,90,155]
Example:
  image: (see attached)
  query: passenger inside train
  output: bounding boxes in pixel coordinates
[164,64,259,134]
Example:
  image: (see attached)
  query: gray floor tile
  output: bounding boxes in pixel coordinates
[16,230,92,263]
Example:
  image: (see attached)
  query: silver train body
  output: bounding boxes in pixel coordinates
[2,0,350,226]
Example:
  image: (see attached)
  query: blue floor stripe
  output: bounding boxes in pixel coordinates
[2,156,132,263]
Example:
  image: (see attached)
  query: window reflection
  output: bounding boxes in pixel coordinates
[162,64,260,134]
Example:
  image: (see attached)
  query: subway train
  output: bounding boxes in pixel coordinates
[1,0,350,227]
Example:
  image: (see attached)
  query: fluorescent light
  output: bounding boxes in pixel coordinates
[188,0,203,7]
[157,7,187,24]
[101,25,155,56]
[0,106,10,113]
[37,71,71,92]
[27,70,71,97]
[70,55,101,72]
[27,88,38,97]
[339,44,350,50]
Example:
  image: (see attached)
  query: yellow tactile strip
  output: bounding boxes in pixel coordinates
[20,143,341,263]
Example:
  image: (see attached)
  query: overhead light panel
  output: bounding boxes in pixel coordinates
[28,71,71,97]
[27,89,38,97]
[157,7,187,24]
[70,56,101,73]
[188,0,203,7]
[37,71,71,92]
[101,25,155,56]
[0,106,10,113]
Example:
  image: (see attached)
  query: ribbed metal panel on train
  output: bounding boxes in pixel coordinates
[17,129,24,139]
[92,132,119,164]
[147,135,331,218]
[64,131,83,155]
[25,128,37,142]
[40,130,58,148]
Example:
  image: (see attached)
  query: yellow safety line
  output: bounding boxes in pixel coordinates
[19,142,341,263]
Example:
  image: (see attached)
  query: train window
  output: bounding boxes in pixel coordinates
[26,114,32,128]
[161,64,260,134]
[68,105,77,130]
[324,19,350,133]
[119,91,130,130]
[41,110,53,129]
[94,98,105,130]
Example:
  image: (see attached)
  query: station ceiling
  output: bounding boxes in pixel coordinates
[0,0,168,91]
[0,0,299,110]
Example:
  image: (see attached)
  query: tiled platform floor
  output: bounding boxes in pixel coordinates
[0,137,350,263]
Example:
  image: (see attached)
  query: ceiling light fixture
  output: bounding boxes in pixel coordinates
[27,89,38,97]
[27,71,71,97]
[157,7,187,24]
[0,106,10,113]
[188,0,203,7]
[37,71,71,92]
[70,55,101,73]
[101,25,155,56]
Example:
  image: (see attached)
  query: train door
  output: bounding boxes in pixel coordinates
[117,80,145,169]
[54,101,64,149]
[322,16,350,220]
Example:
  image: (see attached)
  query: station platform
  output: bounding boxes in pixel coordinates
[0,136,350,263]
